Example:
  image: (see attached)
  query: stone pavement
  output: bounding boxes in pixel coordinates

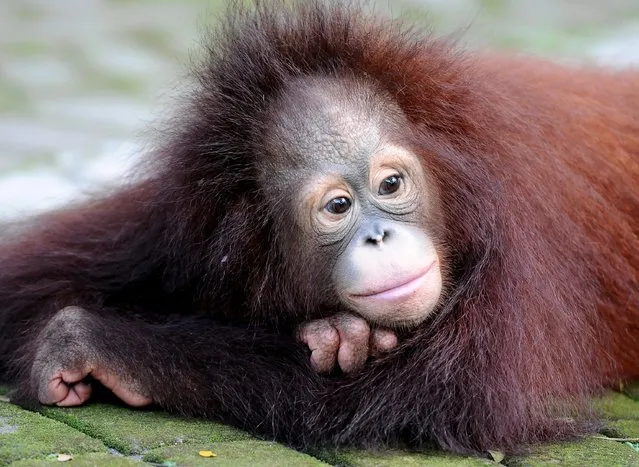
[1,385,638,466]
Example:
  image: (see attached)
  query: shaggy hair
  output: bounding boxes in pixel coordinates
[0,0,637,455]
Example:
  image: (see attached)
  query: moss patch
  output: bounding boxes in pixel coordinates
[508,438,639,466]
[0,402,107,465]
[0,389,636,465]
[605,419,639,438]
[323,449,495,466]
[596,392,639,420]
[143,440,328,466]
[11,452,143,466]
[40,403,252,455]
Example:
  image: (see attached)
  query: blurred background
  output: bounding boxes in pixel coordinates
[1,0,638,219]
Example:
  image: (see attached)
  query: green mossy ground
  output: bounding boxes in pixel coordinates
[39,404,252,455]
[0,402,107,465]
[1,384,638,466]
[142,441,327,466]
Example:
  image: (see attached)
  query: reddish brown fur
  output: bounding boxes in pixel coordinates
[0,0,637,456]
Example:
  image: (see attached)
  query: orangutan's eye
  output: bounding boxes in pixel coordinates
[378,175,402,195]
[325,197,352,215]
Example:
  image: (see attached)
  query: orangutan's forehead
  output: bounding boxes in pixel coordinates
[265,77,387,168]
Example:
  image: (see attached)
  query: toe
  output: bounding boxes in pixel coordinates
[91,368,152,407]
[56,382,92,407]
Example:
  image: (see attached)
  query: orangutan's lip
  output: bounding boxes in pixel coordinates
[350,262,435,301]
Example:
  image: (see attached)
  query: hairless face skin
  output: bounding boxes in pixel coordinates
[262,77,444,373]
